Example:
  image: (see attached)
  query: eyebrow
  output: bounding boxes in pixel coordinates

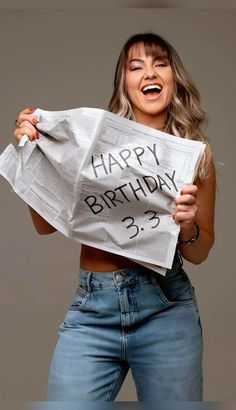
[128,57,165,64]
[128,58,145,64]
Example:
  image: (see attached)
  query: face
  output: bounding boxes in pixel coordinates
[125,43,175,128]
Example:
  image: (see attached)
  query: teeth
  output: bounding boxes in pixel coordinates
[143,84,162,93]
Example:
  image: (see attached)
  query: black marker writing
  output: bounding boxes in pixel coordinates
[91,143,160,178]
[84,171,178,215]
[122,211,160,240]
[84,170,178,215]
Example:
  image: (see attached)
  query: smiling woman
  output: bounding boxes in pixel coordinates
[125,46,174,127]
[109,33,210,178]
[13,32,216,401]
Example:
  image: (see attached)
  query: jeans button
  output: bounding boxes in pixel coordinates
[116,274,124,282]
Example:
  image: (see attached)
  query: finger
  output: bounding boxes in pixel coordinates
[175,193,197,206]
[18,120,37,131]
[180,184,198,196]
[174,212,193,224]
[174,205,197,223]
[16,107,37,127]
[13,128,26,143]
[175,204,189,213]
[14,126,39,142]
[21,107,35,115]
[17,114,38,127]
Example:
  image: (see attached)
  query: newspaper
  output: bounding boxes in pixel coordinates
[0,107,205,274]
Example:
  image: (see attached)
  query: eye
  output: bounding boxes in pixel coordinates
[130,66,142,71]
[154,62,167,68]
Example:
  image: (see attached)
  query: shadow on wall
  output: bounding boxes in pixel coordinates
[2,0,234,8]
[21,398,233,410]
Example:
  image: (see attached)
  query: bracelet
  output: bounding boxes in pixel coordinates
[178,222,200,246]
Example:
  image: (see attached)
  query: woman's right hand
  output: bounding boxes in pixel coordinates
[14,107,40,143]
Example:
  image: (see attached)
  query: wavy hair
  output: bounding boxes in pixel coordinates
[108,32,211,179]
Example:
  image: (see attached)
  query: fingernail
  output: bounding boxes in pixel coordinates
[32,119,38,125]
[36,132,39,139]
[28,107,35,112]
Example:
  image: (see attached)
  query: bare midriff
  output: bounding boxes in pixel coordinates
[80,244,139,272]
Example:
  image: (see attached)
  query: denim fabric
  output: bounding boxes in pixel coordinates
[47,253,203,401]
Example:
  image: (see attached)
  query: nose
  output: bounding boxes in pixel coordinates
[143,65,157,79]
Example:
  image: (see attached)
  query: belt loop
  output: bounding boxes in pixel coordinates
[149,272,158,286]
[177,250,183,267]
[86,271,93,292]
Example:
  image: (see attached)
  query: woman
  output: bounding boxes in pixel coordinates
[13,33,215,400]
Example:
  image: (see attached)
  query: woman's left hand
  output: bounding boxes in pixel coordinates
[173,184,198,231]
[172,156,215,263]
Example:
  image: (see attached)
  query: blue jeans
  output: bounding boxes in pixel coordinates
[47,253,203,401]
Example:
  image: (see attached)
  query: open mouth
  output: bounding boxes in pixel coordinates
[141,84,162,97]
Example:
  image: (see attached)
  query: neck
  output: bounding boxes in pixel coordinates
[133,111,167,131]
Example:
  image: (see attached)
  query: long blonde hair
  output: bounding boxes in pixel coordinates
[108,33,211,179]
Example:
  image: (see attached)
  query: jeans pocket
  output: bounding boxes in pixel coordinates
[152,268,195,307]
[68,285,90,311]
[60,286,91,330]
